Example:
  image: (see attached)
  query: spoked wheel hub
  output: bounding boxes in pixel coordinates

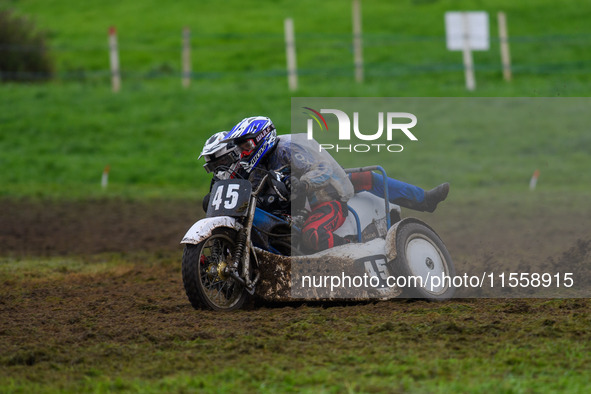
[182,229,249,311]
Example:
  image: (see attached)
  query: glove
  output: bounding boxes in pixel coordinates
[284,176,308,201]
[283,175,294,192]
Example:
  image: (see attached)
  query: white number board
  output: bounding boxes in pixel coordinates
[445,11,490,51]
[206,179,251,218]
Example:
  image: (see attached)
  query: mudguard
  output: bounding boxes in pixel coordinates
[180,216,243,245]
[385,217,439,262]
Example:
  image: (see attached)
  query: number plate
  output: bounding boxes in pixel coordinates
[206,179,252,217]
[356,255,391,291]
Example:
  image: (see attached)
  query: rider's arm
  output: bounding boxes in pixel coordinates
[300,161,332,191]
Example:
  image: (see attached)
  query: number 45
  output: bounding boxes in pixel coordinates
[211,184,240,210]
[364,258,389,280]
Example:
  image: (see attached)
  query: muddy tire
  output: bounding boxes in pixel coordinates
[182,228,248,311]
[391,222,456,300]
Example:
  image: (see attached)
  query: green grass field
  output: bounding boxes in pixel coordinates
[2,84,590,199]
[2,0,591,198]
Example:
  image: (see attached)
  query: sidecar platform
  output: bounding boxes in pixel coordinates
[254,237,403,302]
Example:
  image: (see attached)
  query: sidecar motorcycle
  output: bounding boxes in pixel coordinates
[181,166,456,311]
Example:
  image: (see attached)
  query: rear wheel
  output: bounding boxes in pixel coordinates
[182,228,248,311]
[391,222,456,300]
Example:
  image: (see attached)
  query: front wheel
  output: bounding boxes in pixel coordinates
[182,228,248,311]
[391,222,456,300]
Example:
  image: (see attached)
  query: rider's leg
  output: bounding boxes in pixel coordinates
[349,172,449,213]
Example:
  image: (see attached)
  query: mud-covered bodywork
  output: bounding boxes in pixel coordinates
[181,217,436,302]
[180,202,450,303]
[182,166,456,309]
[255,233,406,302]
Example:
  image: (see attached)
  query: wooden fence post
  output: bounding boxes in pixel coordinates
[108,26,121,92]
[352,0,364,83]
[182,27,191,88]
[284,18,298,91]
[461,14,476,91]
[498,12,512,81]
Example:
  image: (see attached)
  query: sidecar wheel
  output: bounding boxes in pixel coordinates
[182,228,248,311]
[392,222,456,300]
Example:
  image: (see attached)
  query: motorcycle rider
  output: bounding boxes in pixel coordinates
[199,131,242,180]
[218,116,352,252]
[213,115,450,253]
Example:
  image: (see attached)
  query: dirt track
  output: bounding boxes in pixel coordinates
[0,198,202,256]
[1,196,590,295]
[1,197,591,389]
[1,195,589,260]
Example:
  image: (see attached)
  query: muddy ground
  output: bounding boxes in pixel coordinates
[1,196,591,390]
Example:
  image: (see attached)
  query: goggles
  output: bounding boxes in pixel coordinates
[238,139,257,158]
[203,149,240,173]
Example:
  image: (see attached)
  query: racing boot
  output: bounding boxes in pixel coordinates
[394,182,450,213]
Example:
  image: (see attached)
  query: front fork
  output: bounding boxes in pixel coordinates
[228,194,260,294]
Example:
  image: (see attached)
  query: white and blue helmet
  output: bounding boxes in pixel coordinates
[223,116,277,174]
[199,131,241,179]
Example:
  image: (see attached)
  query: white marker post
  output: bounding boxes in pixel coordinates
[352,0,364,83]
[461,13,476,91]
[529,169,540,191]
[497,12,512,82]
[102,165,110,189]
[445,12,489,91]
[284,18,298,91]
[108,26,121,93]
[182,27,191,88]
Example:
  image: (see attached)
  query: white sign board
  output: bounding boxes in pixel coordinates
[445,12,490,51]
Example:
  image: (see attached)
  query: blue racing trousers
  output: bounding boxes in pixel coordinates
[349,171,425,203]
